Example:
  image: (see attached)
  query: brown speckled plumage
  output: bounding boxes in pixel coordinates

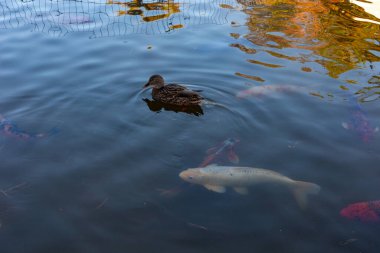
[143,75,203,106]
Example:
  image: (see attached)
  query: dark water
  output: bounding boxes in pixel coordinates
[1,0,380,252]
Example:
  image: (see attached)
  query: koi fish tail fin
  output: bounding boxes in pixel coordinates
[291,181,321,209]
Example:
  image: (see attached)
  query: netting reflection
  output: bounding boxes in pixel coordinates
[0,0,236,37]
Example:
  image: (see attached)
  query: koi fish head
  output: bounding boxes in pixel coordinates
[179,168,205,185]
[340,201,380,222]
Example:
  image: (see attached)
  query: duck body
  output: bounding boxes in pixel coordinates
[144,75,203,106]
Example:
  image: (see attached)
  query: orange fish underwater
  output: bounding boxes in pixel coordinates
[340,200,380,222]
[157,138,240,197]
[236,85,302,98]
[342,100,378,143]
[199,138,240,167]
[0,115,57,140]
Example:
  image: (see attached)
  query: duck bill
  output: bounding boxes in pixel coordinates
[143,82,151,88]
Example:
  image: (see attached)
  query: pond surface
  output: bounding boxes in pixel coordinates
[1,0,380,252]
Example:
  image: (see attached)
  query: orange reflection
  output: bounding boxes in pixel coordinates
[108,0,182,25]
[234,0,380,80]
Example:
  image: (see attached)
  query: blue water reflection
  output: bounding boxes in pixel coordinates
[0,0,380,252]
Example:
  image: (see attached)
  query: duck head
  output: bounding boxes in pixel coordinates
[143,75,165,89]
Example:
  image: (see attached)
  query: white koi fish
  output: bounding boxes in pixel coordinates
[236,84,303,98]
[179,165,320,209]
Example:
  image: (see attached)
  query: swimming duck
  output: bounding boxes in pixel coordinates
[143,75,203,106]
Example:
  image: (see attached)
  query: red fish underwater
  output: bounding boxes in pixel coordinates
[342,100,378,142]
[199,138,240,167]
[340,200,380,222]
[0,115,57,140]
[236,85,303,98]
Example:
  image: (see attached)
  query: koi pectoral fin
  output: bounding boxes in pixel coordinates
[204,184,226,193]
[234,187,248,195]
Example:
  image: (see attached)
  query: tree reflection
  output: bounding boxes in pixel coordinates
[108,0,181,26]
[0,0,234,36]
[234,0,380,80]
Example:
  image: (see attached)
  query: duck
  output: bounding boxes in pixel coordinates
[143,75,203,106]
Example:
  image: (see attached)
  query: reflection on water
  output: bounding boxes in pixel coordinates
[108,0,181,25]
[1,0,380,252]
[143,98,204,116]
[349,0,380,25]
[233,0,380,85]
[0,0,235,36]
